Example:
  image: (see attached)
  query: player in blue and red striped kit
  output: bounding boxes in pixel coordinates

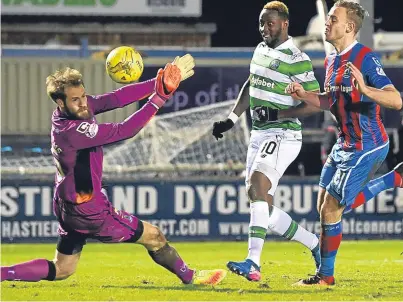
[286,0,402,286]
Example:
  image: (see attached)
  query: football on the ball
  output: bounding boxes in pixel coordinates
[105,46,144,84]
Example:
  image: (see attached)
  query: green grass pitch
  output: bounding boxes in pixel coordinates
[1,241,402,301]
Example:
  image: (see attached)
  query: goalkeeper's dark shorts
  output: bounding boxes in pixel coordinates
[55,195,144,255]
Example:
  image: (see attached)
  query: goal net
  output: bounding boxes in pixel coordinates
[2,100,250,177]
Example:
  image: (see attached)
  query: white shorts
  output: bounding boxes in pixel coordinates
[245,129,302,196]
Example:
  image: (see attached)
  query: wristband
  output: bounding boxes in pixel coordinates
[228,112,239,124]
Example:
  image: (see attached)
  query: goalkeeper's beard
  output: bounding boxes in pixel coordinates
[63,101,93,120]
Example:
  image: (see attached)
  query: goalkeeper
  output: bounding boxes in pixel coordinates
[1,56,226,286]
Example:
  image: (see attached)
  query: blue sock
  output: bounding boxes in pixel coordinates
[319,221,342,277]
[351,170,400,210]
[367,170,398,194]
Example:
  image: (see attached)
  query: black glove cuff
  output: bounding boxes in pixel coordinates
[224,118,235,129]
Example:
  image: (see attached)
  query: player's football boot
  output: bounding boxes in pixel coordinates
[293,273,335,286]
[311,243,321,272]
[227,259,261,281]
[393,162,403,187]
[191,269,227,286]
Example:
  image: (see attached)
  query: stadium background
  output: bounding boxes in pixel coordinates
[1,0,403,244]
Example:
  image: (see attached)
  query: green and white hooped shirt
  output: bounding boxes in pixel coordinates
[249,38,320,131]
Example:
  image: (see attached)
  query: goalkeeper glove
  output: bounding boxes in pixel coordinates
[212,119,235,140]
[152,63,181,108]
[172,54,195,82]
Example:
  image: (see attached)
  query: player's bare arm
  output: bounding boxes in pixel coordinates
[279,102,322,119]
[212,77,250,140]
[279,90,322,118]
[285,83,331,110]
[231,78,251,117]
[348,62,402,110]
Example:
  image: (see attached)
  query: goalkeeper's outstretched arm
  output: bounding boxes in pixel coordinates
[212,77,250,140]
[65,63,183,150]
[89,54,196,116]
[88,79,157,115]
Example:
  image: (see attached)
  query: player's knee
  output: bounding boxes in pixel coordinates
[147,225,167,248]
[153,226,166,243]
[53,260,76,280]
[246,184,256,200]
[247,184,264,201]
[137,221,167,250]
[247,172,271,201]
[320,193,343,222]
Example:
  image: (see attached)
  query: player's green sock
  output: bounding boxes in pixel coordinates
[268,205,318,250]
[246,200,269,266]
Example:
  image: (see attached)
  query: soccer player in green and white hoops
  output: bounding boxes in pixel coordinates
[212,1,321,282]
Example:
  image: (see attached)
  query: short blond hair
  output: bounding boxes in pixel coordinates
[46,67,84,102]
[263,1,289,20]
[334,0,368,33]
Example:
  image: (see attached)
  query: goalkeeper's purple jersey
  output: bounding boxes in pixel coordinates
[51,79,156,215]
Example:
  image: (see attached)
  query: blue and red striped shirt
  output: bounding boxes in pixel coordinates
[324,41,393,151]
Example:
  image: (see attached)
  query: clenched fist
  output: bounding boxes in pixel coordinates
[212,119,234,140]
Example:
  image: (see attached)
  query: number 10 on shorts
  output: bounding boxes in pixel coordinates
[260,140,277,158]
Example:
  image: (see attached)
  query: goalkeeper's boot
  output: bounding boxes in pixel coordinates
[191,269,227,286]
[393,162,403,187]
[293,273,335,286]
[227,259,261,281]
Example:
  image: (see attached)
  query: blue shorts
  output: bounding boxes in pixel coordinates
[319,141,389,209]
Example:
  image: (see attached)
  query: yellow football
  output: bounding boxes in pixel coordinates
[105,46,144,84]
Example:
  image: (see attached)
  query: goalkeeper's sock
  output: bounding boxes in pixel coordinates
[1,259,56,282]
[148,243,194,284]
[268,206,318,250]
[246,201,269,266]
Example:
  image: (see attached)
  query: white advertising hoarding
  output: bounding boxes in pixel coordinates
[1,0,202,17]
